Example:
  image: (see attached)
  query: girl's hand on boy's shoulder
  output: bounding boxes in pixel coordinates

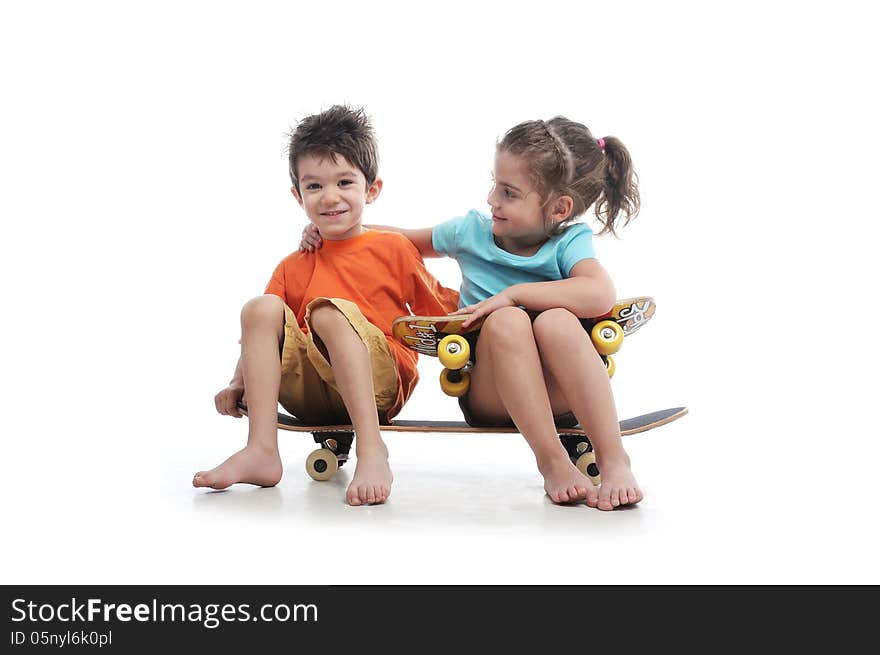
[449,289,518,328]
[299,223,323,252]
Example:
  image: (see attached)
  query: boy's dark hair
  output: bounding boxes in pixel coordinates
[498,117,640,237]
[287,105,379,192]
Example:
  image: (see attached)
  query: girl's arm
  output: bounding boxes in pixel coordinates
[455,259,616,328]
[364,224,438,257]
[511,259,616,317]
[299,223,439,257]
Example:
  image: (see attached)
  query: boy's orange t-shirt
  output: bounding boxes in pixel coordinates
[264,229,460,417]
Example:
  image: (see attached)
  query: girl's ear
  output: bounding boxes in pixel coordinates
[365,177,383,204]
[550,194,574,223]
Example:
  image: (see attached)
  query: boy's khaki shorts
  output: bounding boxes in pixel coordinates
[278,298,399,424]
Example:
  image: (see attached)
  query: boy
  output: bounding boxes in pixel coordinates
[193,106,459,506]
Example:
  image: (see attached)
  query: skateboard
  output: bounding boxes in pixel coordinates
[236,403,687,485]
[391,296,657,396]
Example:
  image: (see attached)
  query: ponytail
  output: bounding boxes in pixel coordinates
[499,117,641,238]
[594,136,640,237]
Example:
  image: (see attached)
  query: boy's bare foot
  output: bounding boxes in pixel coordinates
[192,446,282,490]
[346,448,393,506]
[595,458,643,510]
[540,458,599,505]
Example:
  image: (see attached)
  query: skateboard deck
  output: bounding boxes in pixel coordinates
[236,403,687,483]
[391,296,656,358]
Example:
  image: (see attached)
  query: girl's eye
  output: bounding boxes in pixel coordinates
[504,187,516,199]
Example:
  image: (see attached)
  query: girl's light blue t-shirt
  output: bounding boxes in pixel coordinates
[432,210,597,309]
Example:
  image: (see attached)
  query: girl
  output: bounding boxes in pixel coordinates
[301,117,641,510]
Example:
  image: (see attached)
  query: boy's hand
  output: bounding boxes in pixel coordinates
[299,223,323,252]
[215,383,245,417]
[449,290,518,328]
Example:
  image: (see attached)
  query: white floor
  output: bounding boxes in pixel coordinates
[5,342,878,586]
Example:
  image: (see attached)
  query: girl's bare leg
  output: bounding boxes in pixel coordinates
[308,303,392,506]
[465,307,598,505]
[193,295,285,489]
[532,308,642,510]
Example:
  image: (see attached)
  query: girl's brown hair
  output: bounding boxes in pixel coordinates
[497,117,640,237]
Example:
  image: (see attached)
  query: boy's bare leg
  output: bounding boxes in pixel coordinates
[465,307,598,505]
[533,309,642,510]
[309,303,392,506]
[193,295,285,489]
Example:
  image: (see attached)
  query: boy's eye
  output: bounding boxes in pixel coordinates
[305,183,321,190]
[338,179,354,187]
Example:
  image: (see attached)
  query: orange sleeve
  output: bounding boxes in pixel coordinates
[400,239,460,315]
[264,259,286,298]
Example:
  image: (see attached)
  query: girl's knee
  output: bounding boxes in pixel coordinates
[532,308,581,342]
[241,294,284,324]
[481,306,533,345]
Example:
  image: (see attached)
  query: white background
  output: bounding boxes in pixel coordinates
[1,1,878,584]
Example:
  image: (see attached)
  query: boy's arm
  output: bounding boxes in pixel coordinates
[215,354,245,417]
[365,225,439,258]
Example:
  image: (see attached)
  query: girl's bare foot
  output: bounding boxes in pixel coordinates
[540,458,599,505]
[346,448,393,506]
[595,458,643,510]
[193,446,282,490]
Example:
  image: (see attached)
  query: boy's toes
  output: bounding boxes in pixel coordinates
[611,489,621,507]
[585,487,599,507]
[193,471,219,489]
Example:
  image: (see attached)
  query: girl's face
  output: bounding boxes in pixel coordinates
[487,150,565,253]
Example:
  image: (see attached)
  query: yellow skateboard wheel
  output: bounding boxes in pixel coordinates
[437,334,470,370]
[439,367,470,397]
[575,451,602,486]
[604,355,616,379]
[305,448,338,481]
[591,320,624,355]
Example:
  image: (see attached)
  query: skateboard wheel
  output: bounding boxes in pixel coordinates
[603,355,616,379]
[305,448,339,481]
[575,452,601,486]
[591,320,624,355]
[437,334,470,370]
[439,367,470,397]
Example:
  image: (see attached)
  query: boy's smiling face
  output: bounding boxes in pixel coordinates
[291,153,382,241]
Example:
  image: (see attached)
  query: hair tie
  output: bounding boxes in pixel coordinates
[597,137,606,151]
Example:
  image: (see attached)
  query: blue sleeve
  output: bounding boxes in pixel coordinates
[431,214,466,256]
[558,225,597,276]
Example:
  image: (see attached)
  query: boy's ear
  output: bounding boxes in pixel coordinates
[290,186,304,206]
[365,178,383,204]
[550,194,574,223]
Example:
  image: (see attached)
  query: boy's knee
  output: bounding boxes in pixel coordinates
[241,294,284,325]
[308,302,348,334]
[532,308,580,342]
[481,306,533,346]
